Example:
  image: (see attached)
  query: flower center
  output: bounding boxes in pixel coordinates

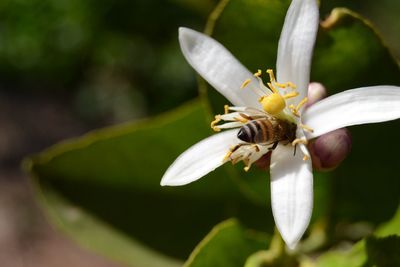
[211,68,313,170]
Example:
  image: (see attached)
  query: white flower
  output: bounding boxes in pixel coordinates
[160,0,400,249]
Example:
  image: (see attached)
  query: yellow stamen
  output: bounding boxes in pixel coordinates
[289,104,300,117]
[267,82,279,94]
[211,115,221,131]
[224,105,229,114]
[266,69,276,82]
[254,69,262,77]
[287,82,297,89]
[300,124,314,133]
[234,116,248,123]
[296,97,308,111]
[303,155,309,161]
[240,79,251,89]
[292,138,308,146]
[223,151,232,161]
[275,82,289,88]
[282,91,299,99]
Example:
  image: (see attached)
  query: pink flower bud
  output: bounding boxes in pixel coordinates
[307,82,327,107]
[309,128,352,171]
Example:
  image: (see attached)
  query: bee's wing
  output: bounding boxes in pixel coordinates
[244,108,277,121]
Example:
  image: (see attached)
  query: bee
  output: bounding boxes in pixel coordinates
[237,117,297,150]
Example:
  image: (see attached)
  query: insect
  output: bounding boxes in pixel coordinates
[237,117,297,150]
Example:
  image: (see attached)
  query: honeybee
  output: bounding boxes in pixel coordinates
[237,117,297,150]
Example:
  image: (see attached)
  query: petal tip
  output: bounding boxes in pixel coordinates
[178,26,189,36]
[178,27,197,41]
[160,175,171,186]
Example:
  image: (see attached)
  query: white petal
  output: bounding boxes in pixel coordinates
[270,144,313,249]
[161,129,238,186]
[276,0,319,104]
[179,27,262,108]
[303,86,400,138]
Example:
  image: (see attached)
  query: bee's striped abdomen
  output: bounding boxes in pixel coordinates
[237,119,274,144]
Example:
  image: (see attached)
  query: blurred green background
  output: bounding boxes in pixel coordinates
[0,0,399,266]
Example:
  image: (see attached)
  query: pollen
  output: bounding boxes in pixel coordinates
[292,138,308,146]
[300,124,314,133]
[240,79,251,89]
[224,105,229,114]
[223,151,232,161]
[211,115,221,131]
[253,69,262,77]
[290,97,308,117]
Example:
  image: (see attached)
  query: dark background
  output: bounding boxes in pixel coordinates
[0,0,398,265]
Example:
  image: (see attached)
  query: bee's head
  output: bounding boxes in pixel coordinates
[287,122,298,142]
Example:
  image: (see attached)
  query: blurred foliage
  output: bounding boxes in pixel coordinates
[320,0,400,60]
[315,207,400,267]
[184,219,269,267]
[27,99,276,263]
[0,0,216,123]
[19,0,400,266]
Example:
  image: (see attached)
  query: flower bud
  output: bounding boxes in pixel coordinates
[309,128,352,171]
[307,82,327,107]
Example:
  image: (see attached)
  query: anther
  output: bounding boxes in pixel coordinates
[283,91,299,99]
[300,124,314,133]
[223,151,232,161]
[287,82,297,89]
[289,104,300,117]
[266,69,276,82]
[303,155,309,161]
[234,116,248,123]
[211,115,221,131]
[292,138,308,146]
[224,105,229,114]
[267,82,279,94]
[254,69,262,77]
[240,79,251,89]
[274,82,289,88]
[295,97,308,112]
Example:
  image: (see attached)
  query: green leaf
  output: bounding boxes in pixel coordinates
[184,219,269,267]
[313,8,400,93]
[35,188,182,267]
[26,99,273,263]
[315,206,400,267]
[364,235,400,267]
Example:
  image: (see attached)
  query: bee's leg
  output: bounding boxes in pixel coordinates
[223,143,243,162]
[269,141,279,151]
[291,138,310,160]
